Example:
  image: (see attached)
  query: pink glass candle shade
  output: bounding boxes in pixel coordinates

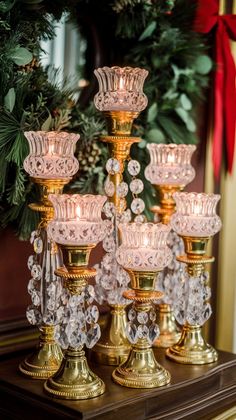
[116,222,172,272]
[24,131,79,179]
[94,66,148,112]
[171,192,222,237]
[145,144,196,187]
[47,194,109,246]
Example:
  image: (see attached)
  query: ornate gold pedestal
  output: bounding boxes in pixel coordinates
[166,324,217,364]
[44,347,104,400]
[45,245,105,400]
[166,236,217,365]
[112,271,171,388]
[19,325,62,379]
[152,185,182,348]
[19,178,69,378]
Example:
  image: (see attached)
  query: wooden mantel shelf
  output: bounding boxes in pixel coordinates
[0,349,236,419]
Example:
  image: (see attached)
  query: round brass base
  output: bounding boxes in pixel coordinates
[153,304,181,348]
[154,330,181,348]
[112,347,171,389]
[166,324,218,365]
[44,348,105,400]
[92,342,130,366]
[92,306,130,366]
[19,342,63,379]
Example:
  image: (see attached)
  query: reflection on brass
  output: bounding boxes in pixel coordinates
[44,245,105,399]
[152,185,183,225]
[112,271,171,388]
[104,111,139,136]
[154,304,181,348]
[166,235,218,364]
[92,304,130,366]
[19,326,63,379]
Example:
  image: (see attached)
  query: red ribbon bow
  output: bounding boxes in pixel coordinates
[194,0,236,179]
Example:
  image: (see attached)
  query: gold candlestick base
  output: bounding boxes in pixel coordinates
[44,347,105,400]
[44,245,105,400]
[166,324,218,364]
[166,236,217,364]
[92,305,130,366]
[112,271,171,389]
[153,304,180,348]
[19,325,63,379]
[112,346,170,388]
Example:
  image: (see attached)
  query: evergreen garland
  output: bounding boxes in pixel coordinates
[0,0,212,239]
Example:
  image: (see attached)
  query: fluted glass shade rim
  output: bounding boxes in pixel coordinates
[171,192,222,237]
[145,143,196,186]
[23,131,79,179]
[94,66,148,112]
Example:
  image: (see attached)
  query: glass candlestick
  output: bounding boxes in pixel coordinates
[92,66,148,366]
[112,222,172,388]
[19,131,79,379]
[166,192,222,364]
[44,194,108,400]
[145,143,196,348]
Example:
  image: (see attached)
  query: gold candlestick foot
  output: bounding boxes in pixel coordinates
[92,305,130,366]
[153,304,180,348]
[112,346,170,388]
[112,270,171,389]
[19,325,63,379]
[166,324,218,364]
[44,347,105,399]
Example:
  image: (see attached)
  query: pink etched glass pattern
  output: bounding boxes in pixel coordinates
[24,131,79,179]
[171,192,222,237]
[116,222,172,271]
[48,194,109,245]
[94,66,148,112]
[145,144,196,187]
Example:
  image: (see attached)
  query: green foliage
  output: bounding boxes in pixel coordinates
[0,0,212,238]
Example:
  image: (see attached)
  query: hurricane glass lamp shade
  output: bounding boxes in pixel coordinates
[23,131,79,179]
[116,222,172,272]
[145,144,196,187]
[171,192,222,238]
[93,66,148,112]
[48,194,108,246]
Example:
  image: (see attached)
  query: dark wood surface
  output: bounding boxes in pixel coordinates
[0,349,236,420]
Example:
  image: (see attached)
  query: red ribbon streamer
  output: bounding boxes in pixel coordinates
[194,0,236,179]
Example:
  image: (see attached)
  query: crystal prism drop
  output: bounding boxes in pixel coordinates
[86,305,99,324]
[26,306,42,326]
[127,160,140,176]
[116,182,128,198]
[106,158,120,175]
[131,198,145,214]
[137,311,148,324]
[148,323,160,345]
[33,237,43,254]
[130,178,144,194]
[128,308,136,321]
[86,323,101,348]
[126,322,138,344]
[104,177,115,197]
